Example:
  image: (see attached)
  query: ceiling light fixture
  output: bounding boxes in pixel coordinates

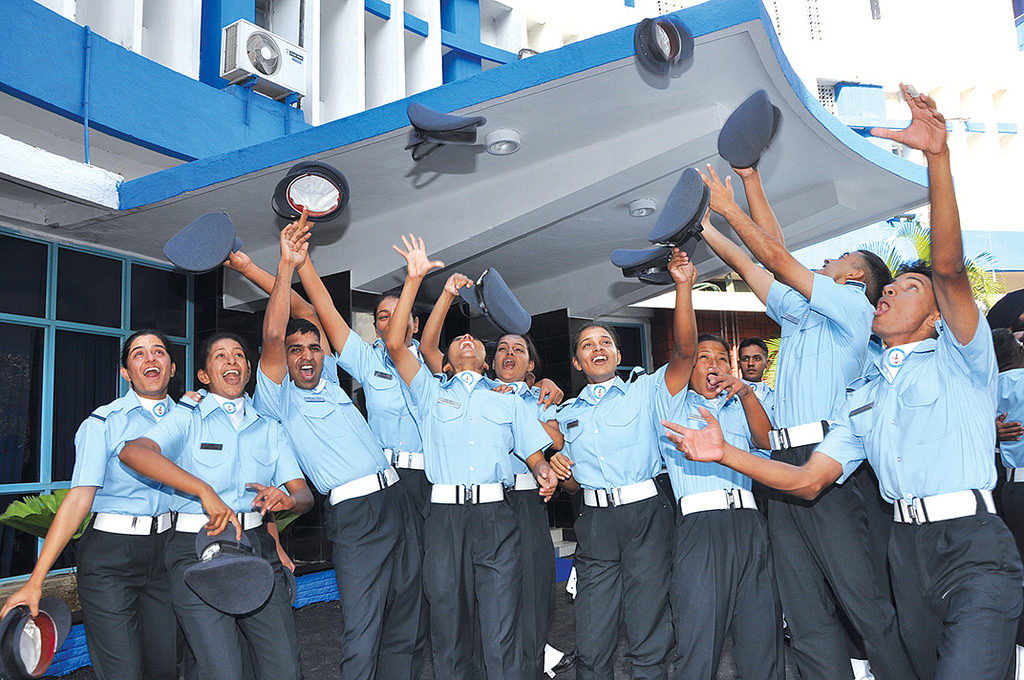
[485,129,521,156]
[629,197,657,218]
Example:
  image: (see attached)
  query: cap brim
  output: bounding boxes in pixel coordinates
[272,162,349,222]
[648,167,708,245]
[407,102,487,143]
[471,269,531,336]
[163,212,237,273]
[988,289,1024,329]
[185,556,274,616]
[717,89,777,169]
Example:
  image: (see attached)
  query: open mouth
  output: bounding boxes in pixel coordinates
[874,300,890,316]
[459,339,475,351]
[222,368,241,385]
[142,366,161,378]
[299,363,315,382]
[501,357,516,370]
[591,354,608,366]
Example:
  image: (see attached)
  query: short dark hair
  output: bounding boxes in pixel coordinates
[856,249,894,307]
[197,331,251,371]
[285,318,320,341]
[738,337,768,356]
[121,329,174,368]
[375,291,402,316]
[993,328,1024,372]
[697,332,730,354]
[572,323,621,359]
[895,260,934,281]
[494,333,541,376]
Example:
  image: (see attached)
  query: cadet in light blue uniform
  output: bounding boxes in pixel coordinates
[697,165,911,680]
[668,89,1023,680]
[489,333,563,680]
[120,331,312,680]
[384,235,558,680]
[992,328,1024,653]
[550,250,697,680]
[2,330,179,680]
[252,222,421,680]
[656,333,781,680]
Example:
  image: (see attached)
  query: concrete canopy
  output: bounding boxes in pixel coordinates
[6,0,927,318]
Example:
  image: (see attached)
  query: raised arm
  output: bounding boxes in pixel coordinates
[0,486,97,618]
[662,407,841,499]
[698,211,775,303]
[260,218,311,384]
[733,167,785,246]
[700,165,814,299]
[663,249,698,396]
[871,84,976,344]
[386,234,445,386]
[420,273,473,375]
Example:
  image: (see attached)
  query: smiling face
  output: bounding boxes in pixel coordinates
[446,333,488,374]
[120,334,175,399]
[374,296,417,346]
[690,339,731,399]
[197,338,250,399]
[494,334,534,383]
[572,325,621,383]
[872,272,941,345]
[738,344,767,382]
[285,331,324,390]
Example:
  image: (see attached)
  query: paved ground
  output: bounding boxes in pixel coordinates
[53,583,801,679]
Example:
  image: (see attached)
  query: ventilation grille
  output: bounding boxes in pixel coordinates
[806,0,823,40]
[657,0,688,14]
[223,23,238,73]
[817,82,836,114]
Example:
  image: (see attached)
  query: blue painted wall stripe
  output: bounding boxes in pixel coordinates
[199,0,256,88]
[440,0,483,82]
[119,0,926,209]
[440,29,516,64]
[365,0,392,21]
[0,0,307,162]
[404,12,430,37]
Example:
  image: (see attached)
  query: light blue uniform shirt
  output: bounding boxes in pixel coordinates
[745,380,775,458]
[554,366,665,490]
[145,395,304,514]
[485,379,557,475]
[253,356,391,494]
[338,335,424,453]
[405,365,552,486]
[998,368,1024,469]
[656,387,759,499]
[818,309,998,503]
[766,275,873,428]
[71,391,173,515]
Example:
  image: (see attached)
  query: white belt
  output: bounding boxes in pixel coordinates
[329,467,400,505]
[678,488,757,516]
[93,512,173,535]
[513,473,538,491]
[1007,468,1024,483]
[769,420,829,451]
[431,483,506,504]
[893,489,995,525]
[385,448,425,471]
[175,511,264,533]
[582,479,658,508]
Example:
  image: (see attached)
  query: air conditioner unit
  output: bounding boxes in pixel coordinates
[221,19,307,100]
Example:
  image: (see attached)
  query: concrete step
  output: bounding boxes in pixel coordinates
[550,527,576,557]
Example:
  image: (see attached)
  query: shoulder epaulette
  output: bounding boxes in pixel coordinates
[88,413,106,422]
[627,366,647,383]
[177,400,196,411]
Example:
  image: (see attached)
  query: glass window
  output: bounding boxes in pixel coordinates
[0,323,43,484]
[56,249,121,328]
[168,342,187,401]
[0,494,42,578]
[615,324,645,370]
[51,331,120,482]
[0,234,47,318]
[131,264,188,338]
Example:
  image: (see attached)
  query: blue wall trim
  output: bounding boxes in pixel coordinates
[440,29,516,64]
[199,0,255,88]
[998,122,1019,134]
[365,0,392,21]
[404,12,430,37]
[964,121,987,134]
[119,0,926,209]
[0,0,308,162]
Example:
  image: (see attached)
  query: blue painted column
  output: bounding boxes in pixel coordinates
[199,0,256,88]
[441,0,482,83]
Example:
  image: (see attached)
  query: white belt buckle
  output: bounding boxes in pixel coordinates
[609,487,623,508]
[376,470,388,490]
[461,484,478,505]
[725,488,740,509]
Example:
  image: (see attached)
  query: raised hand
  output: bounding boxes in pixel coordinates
[870,83,947,157]
[535,378,564,409]
[732,165,758,180]
[281,212,312,269]
[224,250,253,273]
[698,164,737,215]
[662,407,726,462]
[667,248,697,286]
[393,233,445,279]
[444,272,473,296]
[708,372,750,401]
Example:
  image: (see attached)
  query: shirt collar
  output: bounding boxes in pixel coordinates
[844,280,867,291]
[375,338,423,365]
[453,371,484,392]
[577,377,623,406]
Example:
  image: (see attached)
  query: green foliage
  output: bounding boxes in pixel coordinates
[762,336,780,388]
[859,218,1004,310]
[0,490,90,540]
[272,509,301,534]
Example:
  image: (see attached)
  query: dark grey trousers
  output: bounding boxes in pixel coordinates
[423,499,524,680]
[395,467,431,678]
[511,488,556,680]
[890,512,1022,680]
[165,524,301,680]
[670,508,784,680]
[573,496,673,680]
[76,524,178,680]
[326,482,420,680]
[1001,481,1024,647]
[769,446,917,680]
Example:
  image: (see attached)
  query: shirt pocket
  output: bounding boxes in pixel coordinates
[193,444,230,472]
[247,446,278,484]
[897,377,949,445]
[604,405,640,428]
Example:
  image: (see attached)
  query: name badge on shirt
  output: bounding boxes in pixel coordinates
[566,420,579,429]
[437,397,460,408]
[687,412,709,424]
[373,371,393,380]
[849,402,874,417]
[199,442,223,450]
[304,395,326,402]
[781,313,800,324]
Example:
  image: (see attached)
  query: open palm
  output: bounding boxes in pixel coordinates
[870,84,947,156]
[393,233,444,279]
[662,407,726,462]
